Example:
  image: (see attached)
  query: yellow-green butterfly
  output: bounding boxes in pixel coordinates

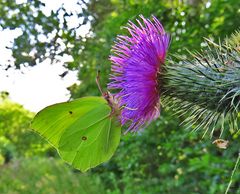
[31,96,121,172]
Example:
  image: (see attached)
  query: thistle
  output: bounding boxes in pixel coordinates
[108,15,170,132]
[162,32,240,137]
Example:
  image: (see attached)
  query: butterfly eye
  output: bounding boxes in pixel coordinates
[212,139,229,149]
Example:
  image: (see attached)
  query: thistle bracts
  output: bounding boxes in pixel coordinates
[162,32,240,137]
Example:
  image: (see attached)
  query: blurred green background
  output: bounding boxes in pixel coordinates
[0,0,240,193]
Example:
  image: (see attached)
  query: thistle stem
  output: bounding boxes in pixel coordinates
[225,150,240,194]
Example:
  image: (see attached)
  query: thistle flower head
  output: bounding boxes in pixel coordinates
[108,15,170,132]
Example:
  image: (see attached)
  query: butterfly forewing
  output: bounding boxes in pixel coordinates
[31,96,107,147]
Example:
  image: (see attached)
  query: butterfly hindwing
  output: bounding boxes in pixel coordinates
[59,116,121,172]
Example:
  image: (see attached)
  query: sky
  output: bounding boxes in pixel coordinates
[0,0,88,112]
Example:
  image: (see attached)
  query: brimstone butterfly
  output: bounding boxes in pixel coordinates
[31,96,121,172]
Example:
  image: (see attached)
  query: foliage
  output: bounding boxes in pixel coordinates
[0,93,53,161]
[0,0,89,70]
[0,157,105,194]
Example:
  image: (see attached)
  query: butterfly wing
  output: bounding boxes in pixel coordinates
[31,96,121,172]
[31,96,107,147]
[58,115,121,171]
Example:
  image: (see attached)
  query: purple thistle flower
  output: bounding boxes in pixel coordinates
[108,15,170,132]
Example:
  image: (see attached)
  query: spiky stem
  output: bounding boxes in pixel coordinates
[225,151,240,194]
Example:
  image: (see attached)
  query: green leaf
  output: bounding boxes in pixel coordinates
[31,96,121,172]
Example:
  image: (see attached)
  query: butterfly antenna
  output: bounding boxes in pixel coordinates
[96,70,105,96]
[96,71,114,112]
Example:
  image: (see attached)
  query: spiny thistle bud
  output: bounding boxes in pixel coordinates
[162,32,240,137]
